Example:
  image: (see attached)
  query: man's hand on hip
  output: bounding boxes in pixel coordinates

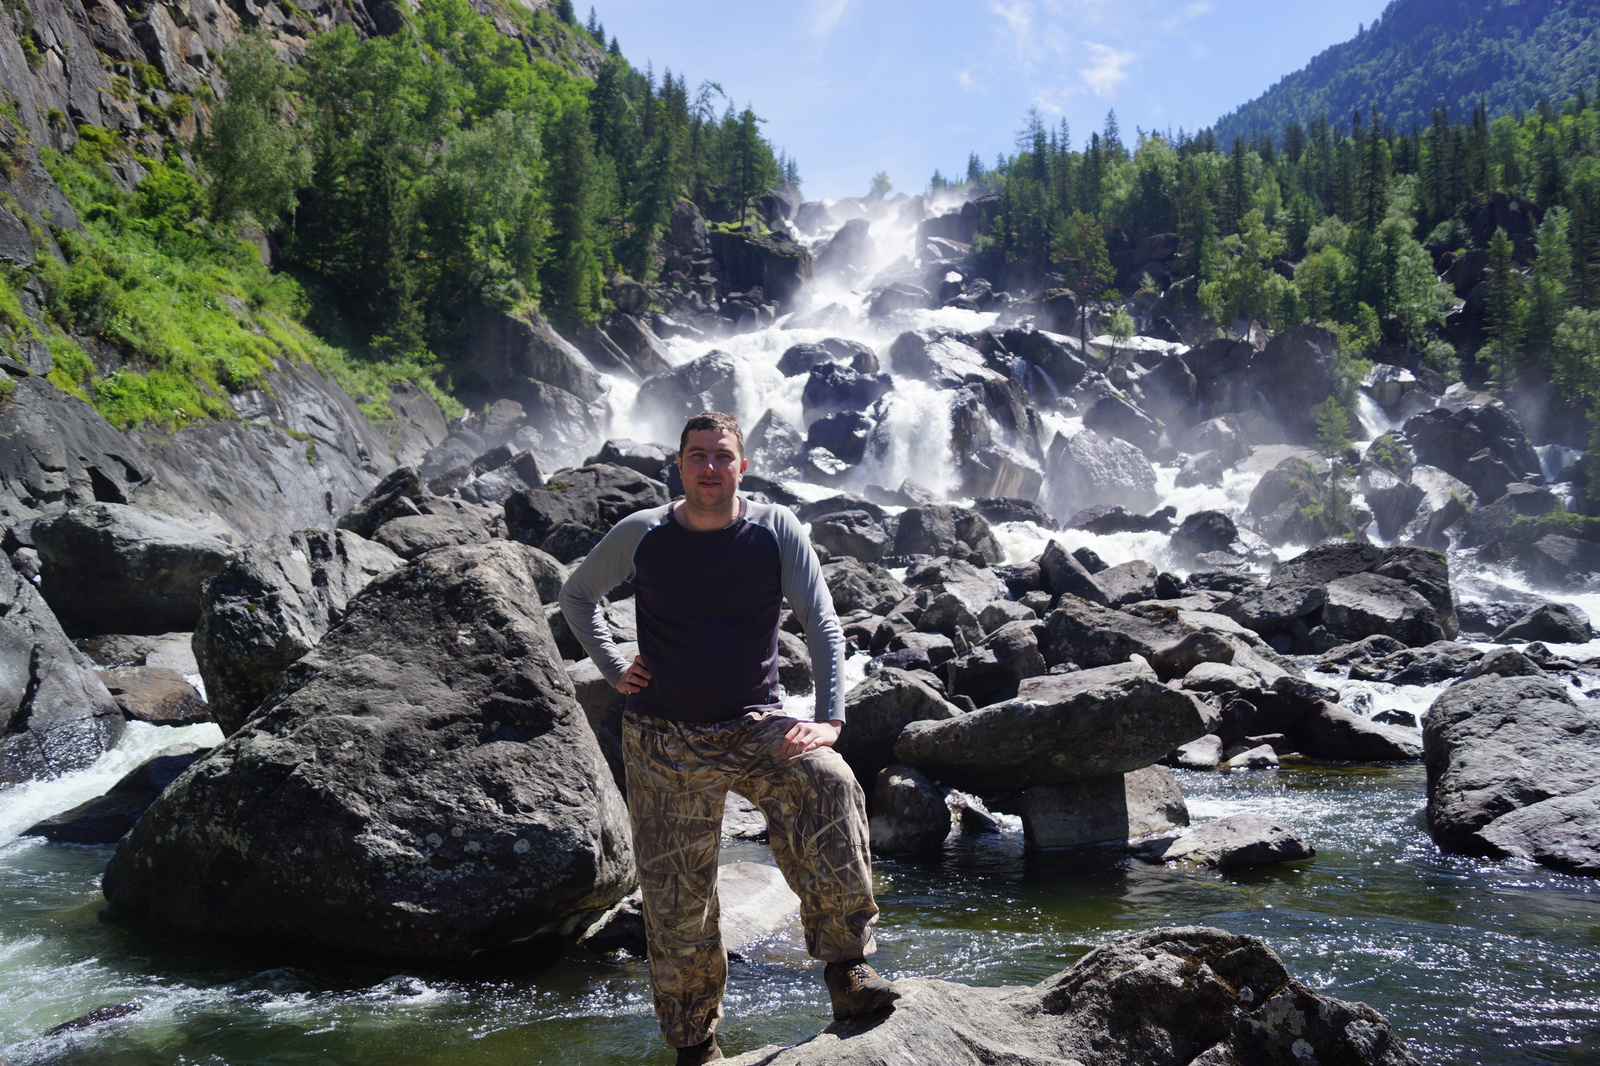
[781,718,843,759]
[615,655,652,695]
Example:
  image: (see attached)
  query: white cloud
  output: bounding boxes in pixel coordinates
[1081,42,1135,97]
[958,70,975,89]
[988,0,1038,57]
[808,0,851,40]
[1159,0,1214,33]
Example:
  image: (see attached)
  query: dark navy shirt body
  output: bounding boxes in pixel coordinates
[559,499,847,725]
[629,517,783,722]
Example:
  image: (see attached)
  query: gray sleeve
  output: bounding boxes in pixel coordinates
[767,505,847,723]
[557,510,658,686]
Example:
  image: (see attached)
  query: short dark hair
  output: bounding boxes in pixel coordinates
[679,411,744,457]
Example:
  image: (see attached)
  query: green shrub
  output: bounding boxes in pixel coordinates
[44,333,93,399]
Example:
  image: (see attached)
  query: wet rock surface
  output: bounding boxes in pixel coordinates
[0,552,125,790]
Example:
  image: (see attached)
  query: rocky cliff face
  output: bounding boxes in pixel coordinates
[0,0,604,538]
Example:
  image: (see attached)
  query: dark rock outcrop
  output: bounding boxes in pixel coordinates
[1424,674,1600,875]
[23,744,209,844]
[1,552,125,789]
[34,503,235,635]
[193,528,405,736]
[102,543,635,962]
[503,463,668,563]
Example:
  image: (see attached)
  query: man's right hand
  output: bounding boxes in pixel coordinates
[615,655,652,695]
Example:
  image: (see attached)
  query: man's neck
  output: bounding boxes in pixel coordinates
[675,495,742,532]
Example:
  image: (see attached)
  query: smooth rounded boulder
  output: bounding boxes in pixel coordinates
[102,542,635,963]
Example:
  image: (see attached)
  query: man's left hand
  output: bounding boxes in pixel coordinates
[780,718,843,759]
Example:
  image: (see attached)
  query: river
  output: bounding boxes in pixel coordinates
[3,195,1598,1065]
[3,726,1598,1064]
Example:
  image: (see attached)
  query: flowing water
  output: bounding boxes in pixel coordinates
[4,197,1600,1065]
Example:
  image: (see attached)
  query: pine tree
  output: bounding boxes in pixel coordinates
[728,107,777,226]
[1485,226,1524,381]
[542,103,604,326]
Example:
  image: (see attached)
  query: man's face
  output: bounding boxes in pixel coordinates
[677,428,747,512]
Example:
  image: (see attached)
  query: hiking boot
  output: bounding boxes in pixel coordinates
[823,958,900,1021]
[674,1035,722,1065]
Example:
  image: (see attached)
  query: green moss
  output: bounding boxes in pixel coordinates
[132,61,166,92]
[0,373,15,401]
[44,333,93,399]
[0,270,35,354]
[20,32,44,72]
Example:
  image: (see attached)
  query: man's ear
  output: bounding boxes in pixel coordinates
[739,456,749,475]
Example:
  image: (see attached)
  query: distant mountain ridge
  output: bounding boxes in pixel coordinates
[1213,0,1600,143]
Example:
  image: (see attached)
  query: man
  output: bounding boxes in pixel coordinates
[559,411,896,1065]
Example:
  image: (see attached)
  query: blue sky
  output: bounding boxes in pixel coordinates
[586,0,1394,202]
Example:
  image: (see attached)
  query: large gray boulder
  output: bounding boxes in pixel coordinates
[835,668,964,789]
[893,661,1217,793]
[102,542,635,963]
[945,619,1048,708]
[1150,814,1315,868]
[194,529,407,736]
[455,305,606,404]
[720,926,1419,1066]
[634,350,746,435]
[1321,573,1446,647]
[1246,456,1349,546]
[1040,595,1191,668]
[1043,429,1160,519]
[33,503,236,634]
[1424,674,1600,872]
[1477,786,1600,876]
[869,763,953,855]
[1038,539,1109,606]
[0,553,125,790]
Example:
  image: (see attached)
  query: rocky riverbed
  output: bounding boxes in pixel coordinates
[4,187,1600,1063]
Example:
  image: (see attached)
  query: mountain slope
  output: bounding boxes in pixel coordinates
[1214,0,1600,143]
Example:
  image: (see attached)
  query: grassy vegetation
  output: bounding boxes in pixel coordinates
[1515,506,1600,543]
[28,125,458,430]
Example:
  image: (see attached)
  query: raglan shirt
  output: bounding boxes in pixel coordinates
[558,499,847,724]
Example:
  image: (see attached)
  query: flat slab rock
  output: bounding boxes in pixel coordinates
[894,661,1217,792]
[1145,814,1315,868]
[722,925,1418,1066]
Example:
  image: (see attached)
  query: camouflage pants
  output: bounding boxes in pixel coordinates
[622,709,878,1049]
